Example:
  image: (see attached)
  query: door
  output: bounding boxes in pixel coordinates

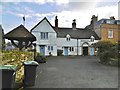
[83,47,88,56]
[90,47,94,56]
[64,47,68,56]
[40,46,45,55]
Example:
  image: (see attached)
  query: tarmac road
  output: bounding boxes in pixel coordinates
[27,56,118,88]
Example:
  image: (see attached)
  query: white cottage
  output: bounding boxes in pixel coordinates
[31,16,100,56]
[31,17,57,56]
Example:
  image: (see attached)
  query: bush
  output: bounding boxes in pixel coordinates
[99,51,112,64]
[2,50,34,82]
[36,52,46,60]
[95,41,113,53]
[95,41,118,66]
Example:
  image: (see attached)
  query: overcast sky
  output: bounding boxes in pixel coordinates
[0,0,119,33]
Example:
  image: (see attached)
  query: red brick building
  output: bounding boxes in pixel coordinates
[92,16,120,43]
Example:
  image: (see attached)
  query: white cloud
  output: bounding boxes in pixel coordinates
[1,0,69,5]
[49,5,118,28]
[55,0,69,5]
[1,1,118,32]
[23,3,118,30]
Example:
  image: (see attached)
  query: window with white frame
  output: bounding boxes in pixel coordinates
[91,36,95,42]
[48,46,53,51]
[66,34,71,41]
[108,30,113,38]
[69,47,74,52]
[41,32,48,39]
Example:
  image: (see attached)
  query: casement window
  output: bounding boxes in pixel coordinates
[66,37,70,41]
[41,32,48,39]
[48,46,53,51]
[108,30,113,38]
[69,47,74,52]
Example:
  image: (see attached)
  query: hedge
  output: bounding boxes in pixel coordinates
[2,50,34,83]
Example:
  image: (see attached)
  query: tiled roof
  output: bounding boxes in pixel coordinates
[53,27,100,40]
[96,19,120,25]
[31,17,100,40]
[4,24,36,41]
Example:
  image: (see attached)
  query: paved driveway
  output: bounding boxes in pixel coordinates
[28,56,118,88]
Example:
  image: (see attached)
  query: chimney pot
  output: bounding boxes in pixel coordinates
[72,19,76,30]
[55,16,58,29]
[110,16,115,20]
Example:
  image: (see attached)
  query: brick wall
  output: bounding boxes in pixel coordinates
[95,24,120,43]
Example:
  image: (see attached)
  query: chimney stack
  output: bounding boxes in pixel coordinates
[55,16,58,29]
[110,16,115,20]
[91,15,98,25]
[72,19,76,30]
[90,15,98,31]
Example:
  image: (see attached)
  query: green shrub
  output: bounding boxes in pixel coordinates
[36,52,46,60]
[2,50,34,82]
[95,41,113,53]
[99,51,112,64]
[95,41,118,66]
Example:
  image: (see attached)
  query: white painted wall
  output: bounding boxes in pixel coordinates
[31,18,57,56]
[57,38,82,55]
[45,45,57,56]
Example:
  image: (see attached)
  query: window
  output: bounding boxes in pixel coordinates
[41,32,48,39]
[51,46,53,51]
[66,37,70,41]
[106,20,111,24]
[48,46,53,51]
[91,36,95,42]
[66,34,71,41]
[48,46,50,51]
[69,47,74,52]
[108,30,113,38]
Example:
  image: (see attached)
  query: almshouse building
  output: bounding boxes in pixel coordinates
[31,16,100,56]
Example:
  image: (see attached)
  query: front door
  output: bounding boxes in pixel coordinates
[40,46,45,55]
[64,47,68,56]
[83,47,88,56]
[90,47,94,56]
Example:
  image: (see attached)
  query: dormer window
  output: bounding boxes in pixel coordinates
[91,36,95,42]
[66,34,71,41]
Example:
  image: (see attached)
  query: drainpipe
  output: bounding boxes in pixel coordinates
[77,39,78,56]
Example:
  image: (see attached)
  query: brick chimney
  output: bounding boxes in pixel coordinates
[72,19,76,30]
[55,16,58,29]
[90,15,98,31]
[91,15,98,25]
